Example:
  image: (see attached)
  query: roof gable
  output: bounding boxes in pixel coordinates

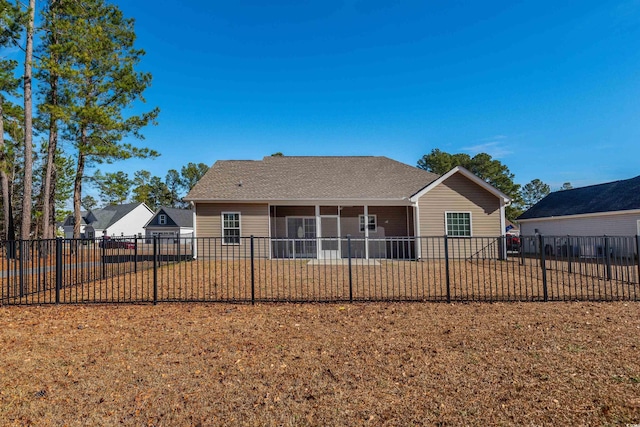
[410,166,511,203]
[88,203,150,230]
[518,175,640,220]
[145,207,193,228]
[185,156,440,201]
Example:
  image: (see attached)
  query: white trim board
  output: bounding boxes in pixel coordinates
[517,209,640,223]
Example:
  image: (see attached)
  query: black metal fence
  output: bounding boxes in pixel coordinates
[1,235,639,305]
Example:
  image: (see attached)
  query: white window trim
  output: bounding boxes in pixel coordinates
[221,212,241,245]
[359,214,377,233]
[445,211,473,237]
[159,214,167,225]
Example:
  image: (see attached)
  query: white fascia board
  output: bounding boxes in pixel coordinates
[409,166,511,203]
[186,198,414,206]
[517,209,640,223]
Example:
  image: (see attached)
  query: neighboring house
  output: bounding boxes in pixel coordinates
[63,203,154,239]
[184,156,510,260]
[518,175,640,257]
[518,175,640,236]
[144,206,194,241]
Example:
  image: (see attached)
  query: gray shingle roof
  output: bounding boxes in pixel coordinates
[64,203,148,229]
[155,207,193,227]
[185,156,440,201]
[518,175,640,220]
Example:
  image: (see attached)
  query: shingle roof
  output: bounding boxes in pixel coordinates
[518,175,640,220]
[155,207,193,227]
[185,156,440,201]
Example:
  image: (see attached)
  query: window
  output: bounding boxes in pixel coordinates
[446,212,471,237]
[359,215,377,232]
[159,214,166,225]
[222,212,240,244]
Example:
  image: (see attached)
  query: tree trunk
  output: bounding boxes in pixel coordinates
[42,77,59,240]
[0,97,10,241]
[20,0,36,240]
[73,129,87,239]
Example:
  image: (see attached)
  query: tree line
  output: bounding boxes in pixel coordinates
[417,149,572,221]
[82,162,209,211]
[1,0,158,242]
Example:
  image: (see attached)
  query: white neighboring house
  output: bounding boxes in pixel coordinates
[62,203,154,239]
[144,206,194,242]
[517,175,640,256]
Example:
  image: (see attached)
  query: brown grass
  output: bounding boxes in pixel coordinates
[0,302,639,426]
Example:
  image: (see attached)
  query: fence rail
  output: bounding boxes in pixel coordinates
[1,235,639,305]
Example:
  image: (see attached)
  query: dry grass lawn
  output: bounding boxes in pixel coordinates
[1,302,639,426]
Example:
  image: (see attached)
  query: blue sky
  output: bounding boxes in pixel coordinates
[51,1,640,190]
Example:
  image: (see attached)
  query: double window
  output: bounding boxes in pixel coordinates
[159,214,167,225]
[222,212,240,244]
[446,212,471,237]
[359,214,377,232]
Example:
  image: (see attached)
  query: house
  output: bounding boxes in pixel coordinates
[185,156,510,260]
[144,206,194,241]
[63,202,154,239]
[518,175,640,236]
[517,175,640,257]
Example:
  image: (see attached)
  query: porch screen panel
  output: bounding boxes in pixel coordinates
[321,217,339,250]
[287,218,317,258]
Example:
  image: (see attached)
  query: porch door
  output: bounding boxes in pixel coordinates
[320,216,340,259]
[286,217,317,258]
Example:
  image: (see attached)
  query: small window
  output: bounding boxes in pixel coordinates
[359,215,377,232]
[446,212,471,237]
[159,214,166,225]
[222,212,241,245]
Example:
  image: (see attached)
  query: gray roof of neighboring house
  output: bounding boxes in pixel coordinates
[148,207,193,228]
[185,156,441,201]
[518,175,640,220]
[63,203,148,229]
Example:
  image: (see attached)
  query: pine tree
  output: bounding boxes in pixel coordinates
[0,0,23,245]
[20,0,36,240]
[52,0,159,238]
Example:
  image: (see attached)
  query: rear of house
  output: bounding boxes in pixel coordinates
[185,156,510,260]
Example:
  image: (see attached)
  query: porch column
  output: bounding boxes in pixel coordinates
[315,205,321,259]
[364,205,369,259]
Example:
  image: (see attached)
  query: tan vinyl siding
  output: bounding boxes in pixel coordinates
[417,173,501,236]
[195,203,269,258]
[417,173,502,259]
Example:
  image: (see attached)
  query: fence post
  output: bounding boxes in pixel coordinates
[347,234,353,303]
[636,235,640,289]
[567,235,572,274]
[101,237,106,279]
[153,236,158,305]
[539,234,548,302]
[444,235,451,303]
[250,235,255,305]
[134,237,138,274]
[55,238,62,304]
[19,240,25,297]
[605,236,612,281]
